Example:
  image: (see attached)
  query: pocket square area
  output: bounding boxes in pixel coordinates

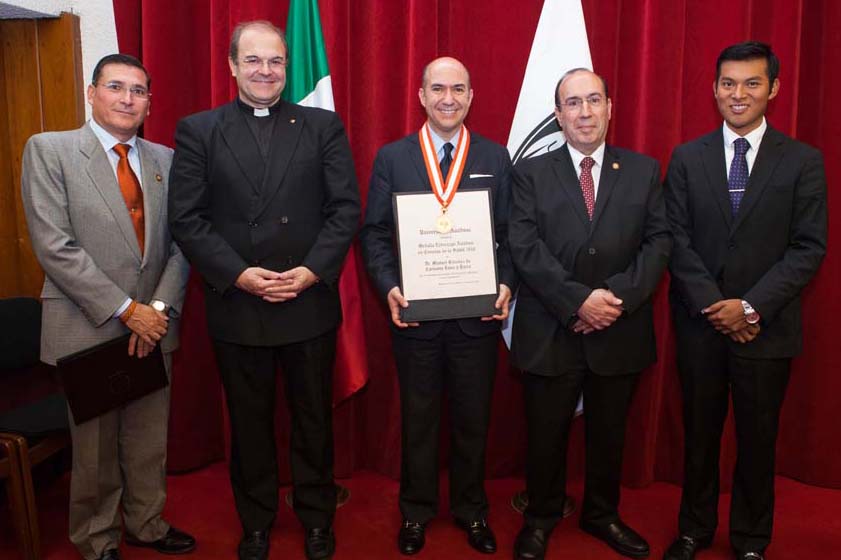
[469,173,494,178]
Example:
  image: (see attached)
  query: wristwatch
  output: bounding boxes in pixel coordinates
[150,299,171,315]
[741,300,760,325]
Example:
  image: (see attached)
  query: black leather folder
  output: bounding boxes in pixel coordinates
[56,334,168,425]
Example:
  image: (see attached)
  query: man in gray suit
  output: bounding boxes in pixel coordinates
[21,54,195,560]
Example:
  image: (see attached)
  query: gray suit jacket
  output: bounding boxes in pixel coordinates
[21,123,189,364]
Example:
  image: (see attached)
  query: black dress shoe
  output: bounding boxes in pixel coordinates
[735,552,764,560]
[663,535,712,560]
[580,520,650,558]
[455,518,497,554]
[126,526,196,554]
[305,527,336,560]
[398,520,425,555]
[513,525,551,560]
[99,550,120,560]
[238,531,269,560]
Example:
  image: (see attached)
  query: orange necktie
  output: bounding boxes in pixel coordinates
[113,143,144,254]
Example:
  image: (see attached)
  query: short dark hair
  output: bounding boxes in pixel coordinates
[91,53,150,89]
[229,20,288,62]
[554,68,609,108]
[716,41,779,83]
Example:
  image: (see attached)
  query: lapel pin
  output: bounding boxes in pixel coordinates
[612,162,620,170]
[155,173,162,182]
[290,118,296,124]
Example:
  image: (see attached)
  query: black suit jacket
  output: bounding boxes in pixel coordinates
[508,144,672,376]
[665,126,827,359]
[360,131,517,340]
[168,100,360,346]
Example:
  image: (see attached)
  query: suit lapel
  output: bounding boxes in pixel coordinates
[731,126,785,233]
[137,139,165,263]
[551,144,590,227]
[80,125,142,260]
[406,134,433,192]
[590,146,620,231]
[700,128,733,229]
[255,101,302,218]
[218,102,264,196]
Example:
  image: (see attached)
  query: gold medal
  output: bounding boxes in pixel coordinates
[419,123,470,235]
[436,213,452,233]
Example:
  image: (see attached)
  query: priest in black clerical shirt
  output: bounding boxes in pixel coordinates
[167,19,360,560]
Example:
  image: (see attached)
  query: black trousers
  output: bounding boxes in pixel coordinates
[392,322,499,524]
[676,323,790,553]
[523,357,639,530]
[212,330,337,532]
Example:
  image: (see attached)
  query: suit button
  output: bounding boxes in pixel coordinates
[253,259,260,265]
[280,216,288,224]
[588,247,597,255]
[286,256,293,265]
[729,243,736,250]
[249,222,258,228]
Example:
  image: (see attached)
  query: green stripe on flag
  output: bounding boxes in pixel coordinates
[283,0,331,105]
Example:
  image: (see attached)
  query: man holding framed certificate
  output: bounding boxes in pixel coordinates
[360,56,516,556]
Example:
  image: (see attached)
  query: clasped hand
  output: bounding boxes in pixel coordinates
[573,288,623,334]
[126,303,168,358]
[235,266,318,303]
[703,298,760,343]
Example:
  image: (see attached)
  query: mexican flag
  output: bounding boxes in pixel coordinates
[283,0,335,110]
[283,0,369,404]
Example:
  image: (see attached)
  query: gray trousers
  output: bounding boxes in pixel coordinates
[67,352,172,559]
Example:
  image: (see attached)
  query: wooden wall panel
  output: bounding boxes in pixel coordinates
[0,13,83,299]
[0,19,41,298]
[38,13,85,132]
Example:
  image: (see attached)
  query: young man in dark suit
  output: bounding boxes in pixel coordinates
[509,68,672,560]
[168,20,360,560]
[663,42,827,560]
[360,56,516,556]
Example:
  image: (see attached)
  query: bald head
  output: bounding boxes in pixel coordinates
[418,56,474,140]
[422,57,471,89]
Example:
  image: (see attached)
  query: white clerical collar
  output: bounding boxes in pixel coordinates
[722,117,767,150]
[89,118,137,153]
[427,124,462,160]
[567,142,606,171]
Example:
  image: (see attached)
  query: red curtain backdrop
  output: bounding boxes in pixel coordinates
[112,0,841,489]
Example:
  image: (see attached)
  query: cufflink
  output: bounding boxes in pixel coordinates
[612,162,619,170]
[155,174,162,182]
[290,118,296,123]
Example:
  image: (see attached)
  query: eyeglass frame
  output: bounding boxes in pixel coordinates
[95,81,151,99]
[556,93,606,111]
[236,55,288,71]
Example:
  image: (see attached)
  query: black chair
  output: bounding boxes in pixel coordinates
[0,297,70,560]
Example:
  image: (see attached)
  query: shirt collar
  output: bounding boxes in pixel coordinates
[722,117,767,150]
[89,117,137,153]
[567,142,606,171]
[237,97,283,117]
[427,124,462,158]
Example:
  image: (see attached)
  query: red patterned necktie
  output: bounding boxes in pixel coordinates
[580,156,596,219]
[113,143,145,254]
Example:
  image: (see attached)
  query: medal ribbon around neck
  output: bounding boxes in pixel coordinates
[419,123,470,212]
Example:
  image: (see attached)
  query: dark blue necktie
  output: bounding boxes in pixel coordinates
[440,142,454,178]
[728,137,750,215]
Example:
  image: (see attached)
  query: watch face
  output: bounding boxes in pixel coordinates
[152,301,166,312]
[746,312,760,325]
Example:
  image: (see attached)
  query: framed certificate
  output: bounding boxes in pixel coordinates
[393,188,499,322]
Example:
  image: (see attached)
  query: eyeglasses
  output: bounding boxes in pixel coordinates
[238,56,288,70]
[97,81,150,99]
[558,94,604,111]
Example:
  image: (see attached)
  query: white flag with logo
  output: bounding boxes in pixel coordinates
[502,0,593,349]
